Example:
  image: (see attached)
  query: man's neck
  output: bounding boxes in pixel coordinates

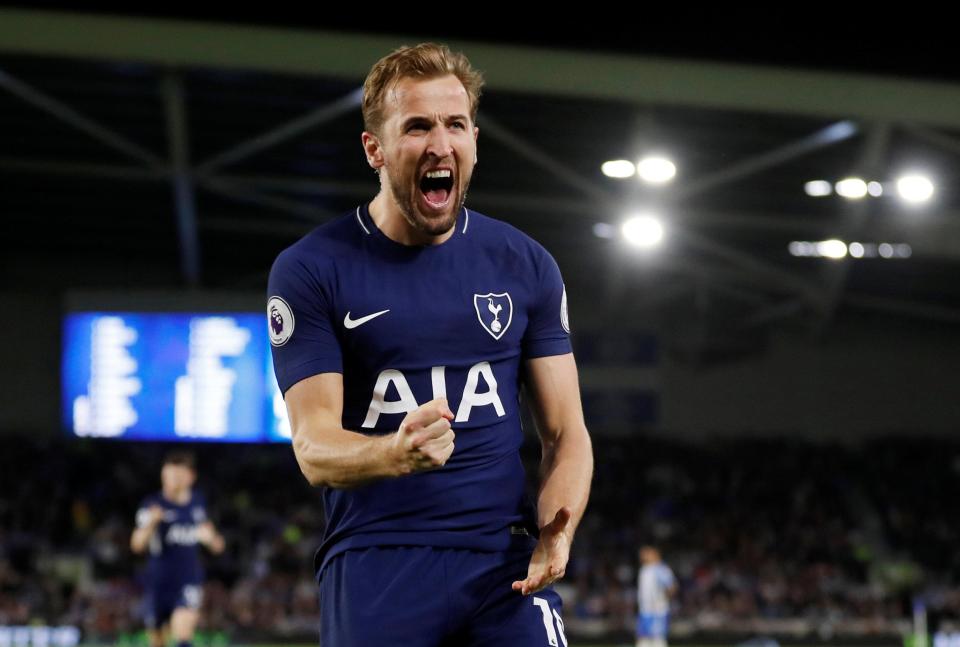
[162,488,190,505]
[368,192,454,246]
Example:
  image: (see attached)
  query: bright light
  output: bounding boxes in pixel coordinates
[804,180,832,197]
[835,178,868,199]
[817,239,848,259]
[896,174,934,203]
[636,156,676,184]
[621,214,664,247]
[601,160,636,179]
[867,181,883,197]
[593,222,616,238]
[789,239,908,259]
[789,241,821,257]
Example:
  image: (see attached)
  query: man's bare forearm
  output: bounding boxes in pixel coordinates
[292,422,401,489]
[536,425,593,534]
[130,525,156,554]
[288,390,454,490]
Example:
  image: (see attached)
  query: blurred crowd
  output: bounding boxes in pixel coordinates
[2,433,959,642]
[561,436,959,640]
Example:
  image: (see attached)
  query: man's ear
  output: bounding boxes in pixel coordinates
[362,131,385,170]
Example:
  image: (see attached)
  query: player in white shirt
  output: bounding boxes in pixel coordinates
[636,545,677,647]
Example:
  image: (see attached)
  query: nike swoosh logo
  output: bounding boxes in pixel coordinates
[344,309,390,329]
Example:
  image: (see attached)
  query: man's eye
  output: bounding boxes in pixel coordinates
[452,122,466,129]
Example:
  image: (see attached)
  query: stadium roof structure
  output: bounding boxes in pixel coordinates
[2,9,959,361]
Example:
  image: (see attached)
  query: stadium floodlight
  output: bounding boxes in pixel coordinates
[878,243,894,258]
[835,178,868,199]
[896,174,934,203]
[601,160,636,179]
[849,242,865,258]
[593,222,616,239]
[622,214,664,248]
[867,181,883,197]
[817,239,848,259]
[788,241,820,257]
[804,180,832,197]
[636,156,676,184]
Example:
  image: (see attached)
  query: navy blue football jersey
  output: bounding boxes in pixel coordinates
[267,202,572,577]
[135,492,207,588]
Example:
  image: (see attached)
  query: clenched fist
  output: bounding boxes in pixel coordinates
[391,398,456,475]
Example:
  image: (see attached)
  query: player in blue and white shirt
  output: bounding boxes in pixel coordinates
[636,545,678,647]
[268,42,594,647]
[130,452,224,647]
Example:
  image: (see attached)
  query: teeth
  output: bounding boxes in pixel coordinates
[425,169,452,179]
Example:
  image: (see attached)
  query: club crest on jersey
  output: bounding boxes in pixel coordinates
[473,292,513,340]
[267,296,295,347]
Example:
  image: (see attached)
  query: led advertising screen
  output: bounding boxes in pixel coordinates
[62,312,290,442]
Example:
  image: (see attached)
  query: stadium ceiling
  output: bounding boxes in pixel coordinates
[3,8,960,356]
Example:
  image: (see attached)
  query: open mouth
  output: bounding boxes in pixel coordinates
[419,168,455,208]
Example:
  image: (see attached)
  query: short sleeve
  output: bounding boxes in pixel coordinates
[135,497,154,528]
[522,246,573,359]
[135,506,152,528]
[660,566,676,588]
[268,248,343,395]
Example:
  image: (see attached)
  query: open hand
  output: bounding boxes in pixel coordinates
[512,507,572,596]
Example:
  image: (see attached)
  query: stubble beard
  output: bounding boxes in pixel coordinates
[389,169,472,238]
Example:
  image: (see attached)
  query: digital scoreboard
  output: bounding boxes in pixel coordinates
[62,312,290,442]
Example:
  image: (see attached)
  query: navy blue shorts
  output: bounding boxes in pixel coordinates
[143,583,203,629]
[319,546,568,647]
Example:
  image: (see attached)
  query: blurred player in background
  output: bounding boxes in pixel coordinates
[130,451,225,647]
[636,545,678,647]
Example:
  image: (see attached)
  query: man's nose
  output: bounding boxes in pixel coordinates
[426,126,453,158]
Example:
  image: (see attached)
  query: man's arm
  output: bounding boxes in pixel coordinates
[524,351,593,536]
[284,372,455,489]
[130,505,162,554]
[511,351,593,595]
[666,568,679,597]
[197,521,226,555]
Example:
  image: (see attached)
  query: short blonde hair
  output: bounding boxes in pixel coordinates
[362,42,484,136]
